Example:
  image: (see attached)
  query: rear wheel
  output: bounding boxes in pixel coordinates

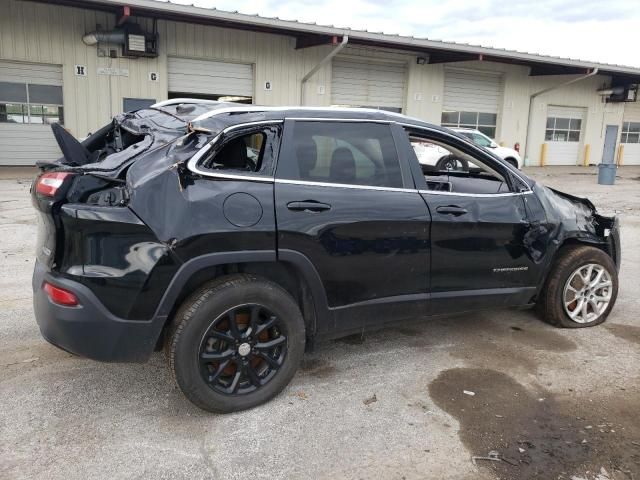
[537,246,618,328]
[166,274,305,412]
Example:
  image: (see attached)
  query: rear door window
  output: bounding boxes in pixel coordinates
[278,121,404,188]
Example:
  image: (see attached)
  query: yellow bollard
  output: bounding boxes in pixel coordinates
[617,144,624,166]
[583,144,590,167]
[540,143,548,167]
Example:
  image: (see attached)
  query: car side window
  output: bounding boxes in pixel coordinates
[408,131,511,195]
[197,124,282,176]
[202,131,266,172]
[280,121,404,188]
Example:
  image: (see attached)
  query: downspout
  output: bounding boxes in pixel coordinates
[300,35,349,106]
[524,68,599,165]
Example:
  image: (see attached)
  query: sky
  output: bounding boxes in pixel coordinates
[169,0,640,68]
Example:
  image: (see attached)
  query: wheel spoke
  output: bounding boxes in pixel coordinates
[589,299,601,315]
[209,330,235,343]
[569,299,584,319]
[581,299,590,319]
[566,285,578,294]
[255,335,286,351]
[227,309,241,338]
[595,280,612,289]
[208,360,231,383]
[227,370,242,394]
[246,305,261,337]
[256,315,277,336]
[201,349,234,362]
[257,351,281,369]
[245,363,263,386]
[589,269,604,288]
[593,294,610,302]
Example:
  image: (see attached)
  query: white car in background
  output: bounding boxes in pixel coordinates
[412,128,522,170]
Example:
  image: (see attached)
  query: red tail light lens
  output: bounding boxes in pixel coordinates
[43,282,80,306]
[35,172,74,197]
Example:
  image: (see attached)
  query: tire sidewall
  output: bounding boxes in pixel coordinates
[172,278,305,412]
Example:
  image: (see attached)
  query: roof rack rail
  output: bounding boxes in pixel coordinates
[191,105,410,123]
[151,98,223,108]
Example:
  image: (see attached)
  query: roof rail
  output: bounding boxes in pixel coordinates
[191,105,410,123]
[151,98,223,108]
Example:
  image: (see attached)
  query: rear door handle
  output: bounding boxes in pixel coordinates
[286,201,332,212]
[436,205,468,216]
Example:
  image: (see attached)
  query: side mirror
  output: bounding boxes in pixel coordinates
[489,141,498,148]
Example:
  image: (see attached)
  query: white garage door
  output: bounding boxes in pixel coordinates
[545,106,586,166]
[442,68,503,138]
[331,58,406,112]
[0,60,63,166]
[621,102,640,165]
[168,57,253,99]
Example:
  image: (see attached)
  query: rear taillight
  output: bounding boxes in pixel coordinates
[514,142,521,153]
[35,172,74,197]
[43,282,80,306]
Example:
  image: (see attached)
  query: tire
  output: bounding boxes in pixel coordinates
[504,157,518,169]
[436,155,469,172]
[165,274,306,413]
[537,245,618,328]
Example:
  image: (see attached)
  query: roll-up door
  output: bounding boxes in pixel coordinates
[168,57,253,100]
[441,68,503,137]
[0,60,63,166]
[331,58,406,112]
[545,106,586,165]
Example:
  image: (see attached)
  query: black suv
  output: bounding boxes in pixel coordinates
[32,100,620,412]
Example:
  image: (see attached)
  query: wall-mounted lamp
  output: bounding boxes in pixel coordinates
[416,57,427,65]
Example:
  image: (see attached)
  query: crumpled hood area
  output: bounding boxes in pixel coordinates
[534,182,617,246]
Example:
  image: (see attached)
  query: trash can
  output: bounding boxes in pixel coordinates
[597,163,617,185]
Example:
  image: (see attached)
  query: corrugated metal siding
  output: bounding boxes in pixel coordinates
[331,57,406,109]
[168,57,253,96]
[444,68,503,113]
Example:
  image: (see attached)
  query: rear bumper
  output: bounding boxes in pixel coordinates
[32,261,165,362]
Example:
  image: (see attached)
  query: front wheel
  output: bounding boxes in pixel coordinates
[166,274,306,412]
[537,245,618,328]
[436,154,469,172]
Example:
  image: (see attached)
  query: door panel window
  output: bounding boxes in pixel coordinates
[409,134,510,195]
[281,121,403,188]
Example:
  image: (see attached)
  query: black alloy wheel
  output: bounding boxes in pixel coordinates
[199,304,287,395]
[166,274,305,413]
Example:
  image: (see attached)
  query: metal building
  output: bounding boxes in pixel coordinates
[1,0,639,166]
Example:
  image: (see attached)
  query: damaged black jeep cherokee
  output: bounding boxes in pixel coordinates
[31,100,621,412]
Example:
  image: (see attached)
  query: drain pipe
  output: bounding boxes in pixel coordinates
[300,35,349,106]
[524,68,599,165]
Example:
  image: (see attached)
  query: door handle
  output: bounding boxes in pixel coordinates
[436,205,468,216]
[286,201,332,213]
